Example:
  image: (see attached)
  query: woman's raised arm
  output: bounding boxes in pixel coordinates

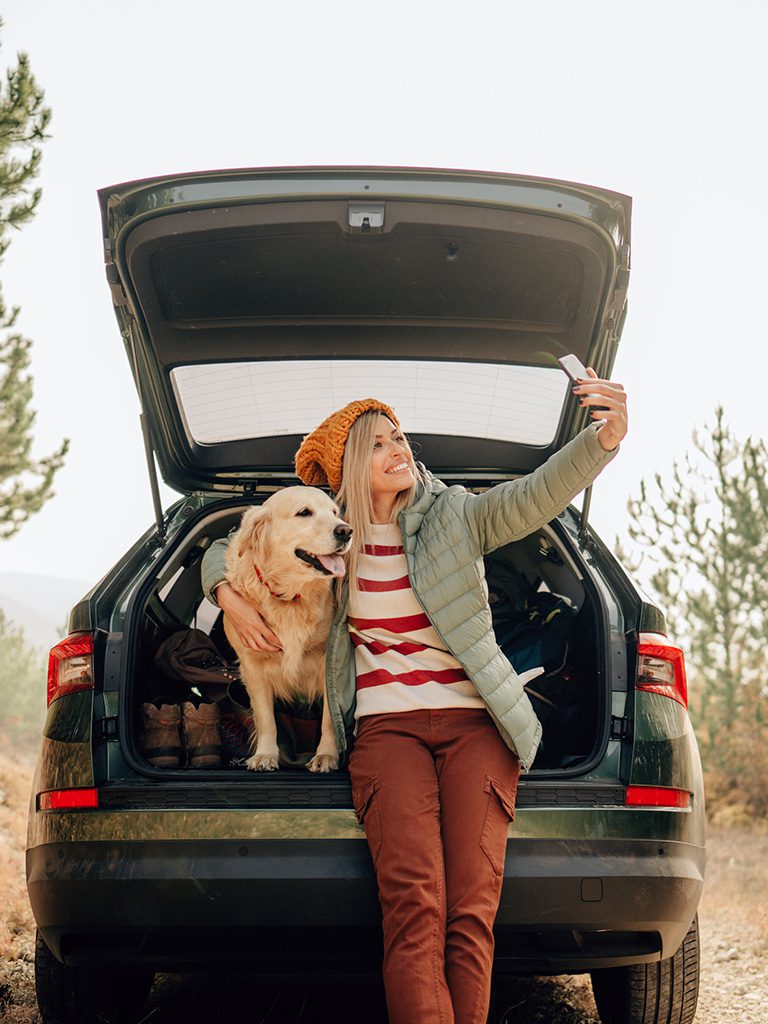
[463,375,624,557]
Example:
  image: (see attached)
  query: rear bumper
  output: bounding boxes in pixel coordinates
[28,835,704,974]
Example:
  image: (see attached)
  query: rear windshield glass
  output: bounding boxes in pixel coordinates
[171,360,569,447]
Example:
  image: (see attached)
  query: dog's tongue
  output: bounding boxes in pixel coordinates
[317,553,346,578]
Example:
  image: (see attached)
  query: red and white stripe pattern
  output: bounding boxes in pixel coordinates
[350,523,485,720]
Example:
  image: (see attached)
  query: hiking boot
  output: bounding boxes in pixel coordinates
[181,701,222,767]
[140,702,182,767]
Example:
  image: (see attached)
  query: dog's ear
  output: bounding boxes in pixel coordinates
[237,506,270,558]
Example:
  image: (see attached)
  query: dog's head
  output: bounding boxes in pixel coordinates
[234,486,353,594]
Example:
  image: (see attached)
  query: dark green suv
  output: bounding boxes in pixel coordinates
[27,167,704,1024]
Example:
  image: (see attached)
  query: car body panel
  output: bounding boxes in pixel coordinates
[630,691,706,797]
[28,835,702,970]
[27,802,704,849]
[28,692,95,807]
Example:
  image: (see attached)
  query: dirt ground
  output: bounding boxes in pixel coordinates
[1,750,766,1023]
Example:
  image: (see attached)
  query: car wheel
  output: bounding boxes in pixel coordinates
[590,915,699,1024]
[34,930,154,1024]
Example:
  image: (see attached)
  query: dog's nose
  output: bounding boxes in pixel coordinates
[334,524,353,541]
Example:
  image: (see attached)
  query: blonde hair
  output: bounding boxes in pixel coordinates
[335,411,422,593]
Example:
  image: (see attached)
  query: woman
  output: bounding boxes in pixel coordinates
[202,370,627,1024]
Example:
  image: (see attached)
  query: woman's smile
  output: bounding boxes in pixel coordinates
[369,414,417,520]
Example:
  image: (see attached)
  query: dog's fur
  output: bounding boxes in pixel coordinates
[223,487,352,772]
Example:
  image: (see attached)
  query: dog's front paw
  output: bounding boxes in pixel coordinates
[246,752,279,772]
[306,752,339,773]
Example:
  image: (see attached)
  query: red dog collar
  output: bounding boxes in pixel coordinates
[253,563,301,602]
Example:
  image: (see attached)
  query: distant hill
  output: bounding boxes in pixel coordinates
[0,573,92,652]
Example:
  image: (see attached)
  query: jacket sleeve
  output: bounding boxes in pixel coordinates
[201,537,232,605]
[464,424,619,555]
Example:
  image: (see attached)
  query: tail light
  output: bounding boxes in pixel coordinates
[47,633,94,706]
[626,785,691,808]
[38,788,98,811]
[635,632,688,709]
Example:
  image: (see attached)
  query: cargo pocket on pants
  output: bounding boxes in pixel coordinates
[479,775,517,877]
[351,774,383,864]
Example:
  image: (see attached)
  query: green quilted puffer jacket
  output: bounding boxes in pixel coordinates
[201,423,618,771]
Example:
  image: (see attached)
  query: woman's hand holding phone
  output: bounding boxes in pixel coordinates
[557,354,628,451]
[572,367,628,451]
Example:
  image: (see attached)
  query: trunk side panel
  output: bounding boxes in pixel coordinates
[629,691,705,829]
[26,691,95,849]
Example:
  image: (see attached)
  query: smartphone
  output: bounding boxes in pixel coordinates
[557,354,589,383]
[559,353,607,415]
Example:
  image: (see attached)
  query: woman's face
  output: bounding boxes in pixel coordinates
[369,414,417,500]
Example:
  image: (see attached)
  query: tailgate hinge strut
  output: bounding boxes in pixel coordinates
[124,319,167,545]
[578,485,593,548]
[140,412,166,543]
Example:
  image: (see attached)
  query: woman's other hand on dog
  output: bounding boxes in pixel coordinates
[216,582,282,652]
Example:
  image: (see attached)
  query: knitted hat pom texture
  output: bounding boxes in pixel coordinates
[294,398,400,492]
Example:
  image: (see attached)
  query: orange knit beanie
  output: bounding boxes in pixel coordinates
[294,398,400,492]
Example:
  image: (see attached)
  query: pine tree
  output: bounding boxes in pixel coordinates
[0,26,68,540]
[623,407,768,814]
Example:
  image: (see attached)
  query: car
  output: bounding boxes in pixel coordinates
[27,166,704,1024]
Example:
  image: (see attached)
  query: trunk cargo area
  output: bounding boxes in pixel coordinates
[118,496,613,786]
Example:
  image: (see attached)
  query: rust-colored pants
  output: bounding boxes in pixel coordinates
[349,708,521,1024]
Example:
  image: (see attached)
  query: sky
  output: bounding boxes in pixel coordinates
[1,0,766,592]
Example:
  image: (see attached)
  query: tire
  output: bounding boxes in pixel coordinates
[590,915,700,1024]
[35,930,154,1024]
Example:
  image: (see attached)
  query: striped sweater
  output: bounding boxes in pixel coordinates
[350,522,486,719]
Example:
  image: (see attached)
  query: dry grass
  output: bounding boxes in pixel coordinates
[0,748,36,964]
[0,747,38,1023]
[698,825,768,941]
[700,708,768,824]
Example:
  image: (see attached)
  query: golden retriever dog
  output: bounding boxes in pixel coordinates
[224,486,352,773]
